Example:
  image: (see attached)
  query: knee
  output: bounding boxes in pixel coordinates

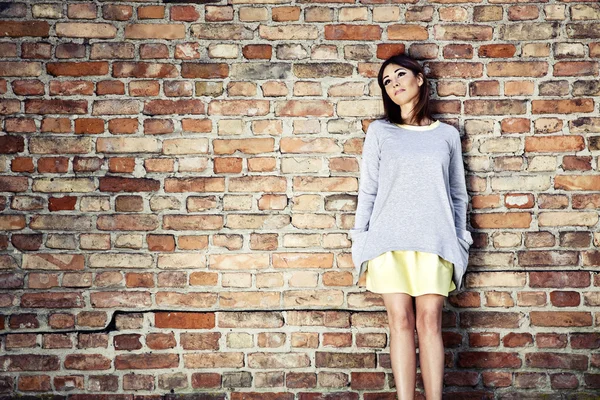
[416,308,442,335]
[387,309,415,333]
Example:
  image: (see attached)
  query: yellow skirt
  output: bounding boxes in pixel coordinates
[366,250,456,296]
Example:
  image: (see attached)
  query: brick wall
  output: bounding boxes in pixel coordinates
[1,0,600,398]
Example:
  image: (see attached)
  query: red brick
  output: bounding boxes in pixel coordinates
[286,372,317,389]
[0,136,25,153]
[91,43,135,59]
[0,43,17,57]
[549,291,580,307]
[530,311,592,327]
[11,157,35,172]
[47,62,108,77]
[514,372,546,389]
[0,21,50,38]
[21,292,84,309]
[64,354,111,370]
[460,311,522,328]
[96,80,125,95]
[526,352,587,370]
[116,196,144,212]
[191,372,221,388]
[502,332,533,348]
[143,99,205,115]
[0,99,20,115]
[108,158,135,173]
[444,44,474,60]
[49,80,94,96]
[154,312,215,329]
[570,333,600,349]
[482,371,512,388]
[21,42,51,59]
[38,157,69,173]
[585,373,600,389]
[108,118,137,134]
[25,99,87,115]
[322,333,352,348]
[113,62,177,78]
[533,99,594,114]
[242,44,272,60]
[102,5,132,21]
[144,119,174,134]
[443,371,479,387]
[181,63,229,79]
[11,234,43,251]
[171,6,200,22]
[138,6,165,19]
[550,373,578,389]
[67,4,97,19]
[75,118,104,134]
[530,271,590,288]
[469,332,500,347]
[140,43,169,59]
[350,372,385,390]
[129,80,159,96]
[554,61,598,77]
[12,79,44,95]
[17,375,51,391]
[0,177,29,192]
[99,177,159,192]
[536,333,567,349]
[56,43,86,59]
[324,25,381,41]
[9,314,40,330]
[48,196,77,211]
[232,394,293,400]
[41,118,71,133]
[147,234,175,252]
[479,44,517,58]
[458,352,522,368]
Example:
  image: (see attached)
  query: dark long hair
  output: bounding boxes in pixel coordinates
[376,53,434,125]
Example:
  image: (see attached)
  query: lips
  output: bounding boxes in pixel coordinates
[395,89,405,95]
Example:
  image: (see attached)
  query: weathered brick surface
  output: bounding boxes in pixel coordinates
[0,1,598,398]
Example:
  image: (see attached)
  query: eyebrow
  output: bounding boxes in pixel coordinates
[383,68,406,80]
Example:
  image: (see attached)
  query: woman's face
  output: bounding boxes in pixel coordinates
[382,63,423,108]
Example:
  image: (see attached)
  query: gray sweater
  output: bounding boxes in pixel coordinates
[350,119,473,292]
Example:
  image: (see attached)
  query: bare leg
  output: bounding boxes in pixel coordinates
[382,293,417,400]
[415,294,445,400]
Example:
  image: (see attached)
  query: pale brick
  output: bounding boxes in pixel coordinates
[88,253,153,269]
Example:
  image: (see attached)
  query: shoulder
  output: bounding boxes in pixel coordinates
[366,118,386,133]
[438,121,459,134]
[437,121,461,142]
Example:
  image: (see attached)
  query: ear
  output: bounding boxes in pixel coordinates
[417,73,424,87]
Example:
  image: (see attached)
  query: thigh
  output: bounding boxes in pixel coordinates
[414,294,445,312]
[382,293,416,327]
[382,292,415,312]
[414,294,445,324]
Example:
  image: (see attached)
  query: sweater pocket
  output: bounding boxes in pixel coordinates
[349,229,369,272]
[456,228,473,267]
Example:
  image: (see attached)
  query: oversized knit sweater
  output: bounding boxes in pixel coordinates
[349,118,473,292]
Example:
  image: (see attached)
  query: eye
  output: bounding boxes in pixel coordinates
[384,71,405,85]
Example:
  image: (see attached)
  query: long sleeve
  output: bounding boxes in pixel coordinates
[448,129,472,243]
[350,122,380,237]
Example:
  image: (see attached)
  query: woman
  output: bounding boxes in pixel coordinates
[350,53,473,399]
